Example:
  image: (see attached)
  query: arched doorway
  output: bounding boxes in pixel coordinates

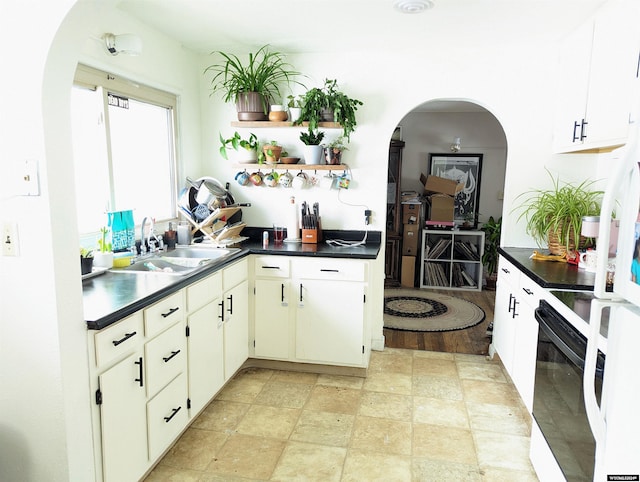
[383,99,507,355]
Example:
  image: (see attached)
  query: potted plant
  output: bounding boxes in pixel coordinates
[219,131,258,163]
[294,78,363,141]
[299,128,325,165]
[204,44,305,121]
[287,94,304,123]
[80,247,94,275]
[513,169,603,256]
[93,227,114,268]
[324,136,348,165]
[262,140,283,164]
[480,216,502,290]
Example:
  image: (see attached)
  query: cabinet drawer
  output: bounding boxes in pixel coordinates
[144,291,185,337]
[497,256,519,287]
[145,322,186,398]
[94,312,144,368]
[254,256,290,278]
[186,272,221,312]
[293,258,367,282]
[147,372,188,461]
[223,258,248,291]
[518,274,544,308]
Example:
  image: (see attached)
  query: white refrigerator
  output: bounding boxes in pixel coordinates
[584,113,640,480]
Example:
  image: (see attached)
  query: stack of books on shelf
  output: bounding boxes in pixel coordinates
[425,238,451,260]
[453,240,480,261]
[423,262,449,287]
[452,263,477,288]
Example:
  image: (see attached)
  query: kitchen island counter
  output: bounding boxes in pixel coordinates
[499,246,596,291]
[83,230,381,330]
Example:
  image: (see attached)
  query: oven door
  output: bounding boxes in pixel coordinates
[533,299,605,482]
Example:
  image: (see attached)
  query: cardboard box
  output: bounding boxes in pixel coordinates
[429,194,455,223]
[402,202,421,224]
[402,224,419,255]
[401,256,416,287]
[401,191,420,202]
[420,173,463,196]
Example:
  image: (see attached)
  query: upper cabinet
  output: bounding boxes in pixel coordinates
[553,2,640,153]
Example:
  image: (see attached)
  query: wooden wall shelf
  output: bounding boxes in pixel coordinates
[230,121,341,129]
[235,163,346,171]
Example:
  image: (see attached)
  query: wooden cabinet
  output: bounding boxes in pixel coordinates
[251,255,370,368]
[420,230,484,291]
[385,140,405,285]
[490,255,541,413]
[553,2,640,153]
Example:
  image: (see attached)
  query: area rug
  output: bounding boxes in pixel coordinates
[384,289,485,332]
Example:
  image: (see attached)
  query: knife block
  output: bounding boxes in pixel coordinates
[301,218,322,244]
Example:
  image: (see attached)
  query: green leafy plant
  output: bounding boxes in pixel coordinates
[480,216,502,276]
[299,128,325,146]
[287,94,303,108]
[219,131,258,160]
[513,169,603,254]
[204,45,305,113]
[325,136,348,150]
[80,247,93,258]
[294,78,363,141]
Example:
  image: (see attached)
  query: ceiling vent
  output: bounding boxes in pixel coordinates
[393,0,434,14]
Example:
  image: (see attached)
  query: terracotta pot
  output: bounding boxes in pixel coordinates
[263,145,283,164]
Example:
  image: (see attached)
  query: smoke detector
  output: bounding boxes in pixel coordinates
[393,0,434,14]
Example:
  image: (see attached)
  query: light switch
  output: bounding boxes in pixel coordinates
[2,222,19,256]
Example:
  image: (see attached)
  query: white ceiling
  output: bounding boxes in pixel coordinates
[118,0,607,55]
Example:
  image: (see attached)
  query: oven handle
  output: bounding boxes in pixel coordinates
[534,306,586,370]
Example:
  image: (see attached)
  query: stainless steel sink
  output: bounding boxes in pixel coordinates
[111,246,240,276]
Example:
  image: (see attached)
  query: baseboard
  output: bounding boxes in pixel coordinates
[242,358,368,378]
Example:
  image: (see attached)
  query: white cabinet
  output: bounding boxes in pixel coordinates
[186,273,224,416]
[553,2,640,153]
[420,229,484,291]
[98,349,148,482]
[222,258,249,379]
[254,256,291,359]
[90,293,187,482]
[490,255,540,413]
[251,255,370,368]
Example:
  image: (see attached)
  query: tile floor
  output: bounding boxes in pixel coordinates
[144,349,540,481]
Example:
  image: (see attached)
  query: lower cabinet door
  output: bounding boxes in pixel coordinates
[187,299,224,416]
[99,351,148,482]
[254,278,290,359]
[295,279,365,366]
[223,279,249,380]
[147,372,188,461]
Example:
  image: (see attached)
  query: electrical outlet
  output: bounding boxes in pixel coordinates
[2,222,19,256]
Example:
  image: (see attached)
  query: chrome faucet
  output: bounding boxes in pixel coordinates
[140,217,161,254]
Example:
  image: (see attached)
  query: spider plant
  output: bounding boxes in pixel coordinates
[204,45,305,114]
[513,168,603,253]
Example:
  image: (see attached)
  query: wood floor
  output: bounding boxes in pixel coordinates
[383,288,496,356]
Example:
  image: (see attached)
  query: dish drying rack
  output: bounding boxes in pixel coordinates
[179,206,247,247]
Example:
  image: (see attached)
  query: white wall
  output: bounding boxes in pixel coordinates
[0,1,575,480]
[0,1,203,481]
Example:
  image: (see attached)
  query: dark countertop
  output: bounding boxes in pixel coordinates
[499,246,595,291]
[83,229,380,330]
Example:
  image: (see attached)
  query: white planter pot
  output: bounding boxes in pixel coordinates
[288,107,302,123]
[302,145,324,165]
[229,148,258,164]
[93,251,113,268]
